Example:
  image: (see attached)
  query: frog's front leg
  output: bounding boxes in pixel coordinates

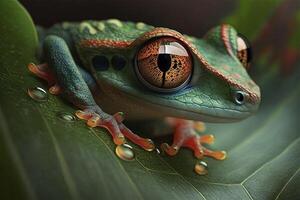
[28,35,155,151]
[161,118,226,160]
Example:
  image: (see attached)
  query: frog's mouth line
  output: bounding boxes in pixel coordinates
[139,97,252,123]
[108,86,252,123]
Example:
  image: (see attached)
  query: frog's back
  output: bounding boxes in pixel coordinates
[47,19,155,43]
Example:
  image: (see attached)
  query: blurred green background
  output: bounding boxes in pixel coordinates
[0,0,299,199]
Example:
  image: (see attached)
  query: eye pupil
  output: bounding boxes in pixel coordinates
[157,54,171,72]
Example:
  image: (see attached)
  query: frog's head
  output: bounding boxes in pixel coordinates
[78,23,260,122]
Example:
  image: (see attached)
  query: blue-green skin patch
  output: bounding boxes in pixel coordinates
[39,19,261,122]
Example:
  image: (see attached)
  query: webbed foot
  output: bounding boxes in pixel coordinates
[161,118,226,160]
[75,107,155,151]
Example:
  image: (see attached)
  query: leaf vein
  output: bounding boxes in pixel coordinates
[156,156,207,200]
[241,137,300,184]
[241,185,254,200]
[274,167,300,200]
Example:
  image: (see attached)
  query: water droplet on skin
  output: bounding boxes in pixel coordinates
[115,144,135,161]
[58,112,76,122]
[194,161,208,175]
[27,87,48,102]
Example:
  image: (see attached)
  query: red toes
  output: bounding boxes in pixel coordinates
[75,110,93,120]
[199,134,215,144]
[193,121,206,132]
[76,112,226,159]
[161,118,227,161]
[76,109,125,144]
[160,143,179,156]
[49,84,62,95]
[203,149,227,160]
[100,118,125,145]
[28,63,56,85]
[87,115,102,128]
[113,112,125,123]
[119,124,155,151]
[28,62,62,95]
[76,109,155,151]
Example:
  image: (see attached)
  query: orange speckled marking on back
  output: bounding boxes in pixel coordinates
[79,26,260,103]
[80,39,132,48]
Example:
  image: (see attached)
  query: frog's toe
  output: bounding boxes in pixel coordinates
[28,62,61,95]
[161,118,226,160]
[87,115,101,128]
[184,136,226,160]
[161,143,179,156]
[199,134,215,144]
[193,121,206,132]
[99,116,126,145]
[28,62,55,85]
[75,109,93,120]
[202,149,227,160]
[113,112,125,123]
[119,123,155,151]
[76,109,155,151]
[76,109,125,144]
[49,84,62,95]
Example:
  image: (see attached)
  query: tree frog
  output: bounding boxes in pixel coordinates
[28,19,260,161]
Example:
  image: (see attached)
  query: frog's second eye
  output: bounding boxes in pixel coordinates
[135,37,193,92]
[237,33,252,69]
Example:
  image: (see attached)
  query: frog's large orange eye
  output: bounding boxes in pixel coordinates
[237,33,252,69]
[135,37,193,92]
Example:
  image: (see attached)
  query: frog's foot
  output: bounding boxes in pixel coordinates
[28,62,62,95]
[161,118,226,160]
[75,108,155,151]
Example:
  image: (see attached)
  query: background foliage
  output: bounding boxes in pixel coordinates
[1,0,299,199]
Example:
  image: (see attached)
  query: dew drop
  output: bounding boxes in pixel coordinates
[58,112,76,122]
[155,148,161,154]
[194,161,208,175]
[115,144,135,161]
[27,87,48,102]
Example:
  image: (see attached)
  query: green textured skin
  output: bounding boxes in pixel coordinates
[40,19,261,122]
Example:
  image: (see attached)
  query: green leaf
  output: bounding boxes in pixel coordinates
[1,1,299,199]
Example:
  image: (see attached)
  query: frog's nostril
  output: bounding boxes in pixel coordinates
[232,90,247,105]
